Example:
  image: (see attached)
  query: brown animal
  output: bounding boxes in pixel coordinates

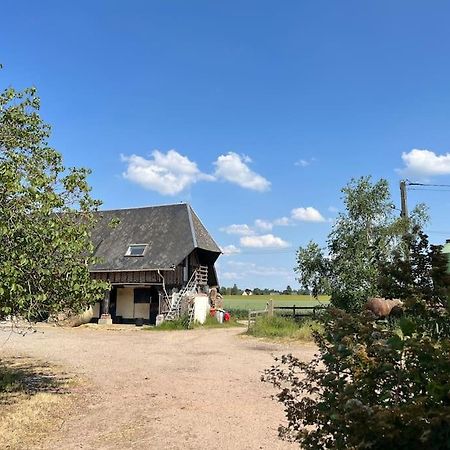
[365,297,403,318]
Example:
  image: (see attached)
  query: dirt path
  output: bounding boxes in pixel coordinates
[2,326,315,449]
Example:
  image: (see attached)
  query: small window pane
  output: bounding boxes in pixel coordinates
[126,244,147,256]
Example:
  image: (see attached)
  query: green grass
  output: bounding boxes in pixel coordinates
[247,315,323,341]
[223,294,329,311]
[0,365,23,393]
[143,314,245,330]
[143,317,188,330]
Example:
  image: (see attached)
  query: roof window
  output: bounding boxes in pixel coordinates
[125,244,147,257]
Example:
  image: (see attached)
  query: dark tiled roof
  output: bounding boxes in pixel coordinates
[91,203,221,271]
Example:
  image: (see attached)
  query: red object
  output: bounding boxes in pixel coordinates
[224,312,230,322]
[210,308,216,317]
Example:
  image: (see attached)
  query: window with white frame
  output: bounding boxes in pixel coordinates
[125,244,147,257]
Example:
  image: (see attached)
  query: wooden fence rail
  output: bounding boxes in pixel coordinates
[274,304,327,319]
[247,300,328,329]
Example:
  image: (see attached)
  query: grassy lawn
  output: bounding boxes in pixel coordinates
[247,315,323,341]
[223,294,329,311]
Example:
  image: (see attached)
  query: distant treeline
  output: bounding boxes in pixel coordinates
[219,284,310,296]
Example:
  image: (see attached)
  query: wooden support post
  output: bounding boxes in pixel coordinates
[267,299,274,317]
[400,180,408,219]
[98,288,112,325]
[293,304,296,318]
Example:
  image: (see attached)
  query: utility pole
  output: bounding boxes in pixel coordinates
[400,180,408,219]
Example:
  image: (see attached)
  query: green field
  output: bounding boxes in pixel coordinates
[222,294,329,311]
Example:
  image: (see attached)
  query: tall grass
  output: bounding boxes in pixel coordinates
[248,315,323,341]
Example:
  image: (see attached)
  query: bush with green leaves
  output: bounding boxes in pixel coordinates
[266,218,450,448]
[0,79,108,321]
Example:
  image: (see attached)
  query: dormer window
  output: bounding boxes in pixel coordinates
[125,244,147,257]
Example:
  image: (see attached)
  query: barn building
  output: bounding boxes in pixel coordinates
[90,203,221,325]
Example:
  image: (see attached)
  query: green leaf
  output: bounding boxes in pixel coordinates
[387,334,404,350]
[399,318,416,337]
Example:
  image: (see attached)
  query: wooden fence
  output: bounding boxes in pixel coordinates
[274,304,327,319]
[247,300,327,330]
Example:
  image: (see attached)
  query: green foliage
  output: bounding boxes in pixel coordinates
[0,83,108,321]
[249,316,322,341]
[296,176,428,312]
[265,226,450,449]
[296,242,331,298]
[225,307,249,319]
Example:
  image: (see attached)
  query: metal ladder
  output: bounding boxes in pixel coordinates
[187,301,196,329]
[165,270,198,321]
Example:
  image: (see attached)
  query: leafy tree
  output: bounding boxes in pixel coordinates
[219,286,227,296]
[283,285,293,295]
[296,176,426,312]
[230,283,241,295]
[296,242,331,297]
[0,82,108,321]
[265,226,450,449]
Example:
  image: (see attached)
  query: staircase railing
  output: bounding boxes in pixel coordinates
[165,270,198,321]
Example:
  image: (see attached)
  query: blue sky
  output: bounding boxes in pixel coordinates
[3,0,450,289]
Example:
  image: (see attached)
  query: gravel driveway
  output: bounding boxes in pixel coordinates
[2,325,315,449]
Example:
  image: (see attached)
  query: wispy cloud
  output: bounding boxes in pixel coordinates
[295,157,316,168]
[220,244,241,256]
[220,224,255,236]
[273,216,292,226]
[226,260,292,278]
[254,219,273,231]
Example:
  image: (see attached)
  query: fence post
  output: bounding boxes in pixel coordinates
[293,304,296,318]
[267,299,274,317]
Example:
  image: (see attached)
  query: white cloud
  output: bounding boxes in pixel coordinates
[399,149,450,177]
[220,244,241,256]
[295,159,310,167]
[273,216,291,226]
[214,152,271,192]
[254,219,273,231]
[226,260,291,278]
[121,150,213,195]
[295,157,316,168]
[221,272,242,280]
[291,207,325,222]
[240,234,290,248]
[220,224,254,236]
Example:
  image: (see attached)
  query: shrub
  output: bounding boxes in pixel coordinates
[263,229,450,449]
[225,308,249,320]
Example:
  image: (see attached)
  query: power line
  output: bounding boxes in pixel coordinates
[408,181,450,188]
[409,188,450,192]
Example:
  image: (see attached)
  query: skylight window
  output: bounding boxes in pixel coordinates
[125,244,147,257]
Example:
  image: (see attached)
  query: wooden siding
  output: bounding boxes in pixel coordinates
[91,266,184,286]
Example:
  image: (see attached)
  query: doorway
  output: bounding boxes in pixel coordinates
[149,287,160,325]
